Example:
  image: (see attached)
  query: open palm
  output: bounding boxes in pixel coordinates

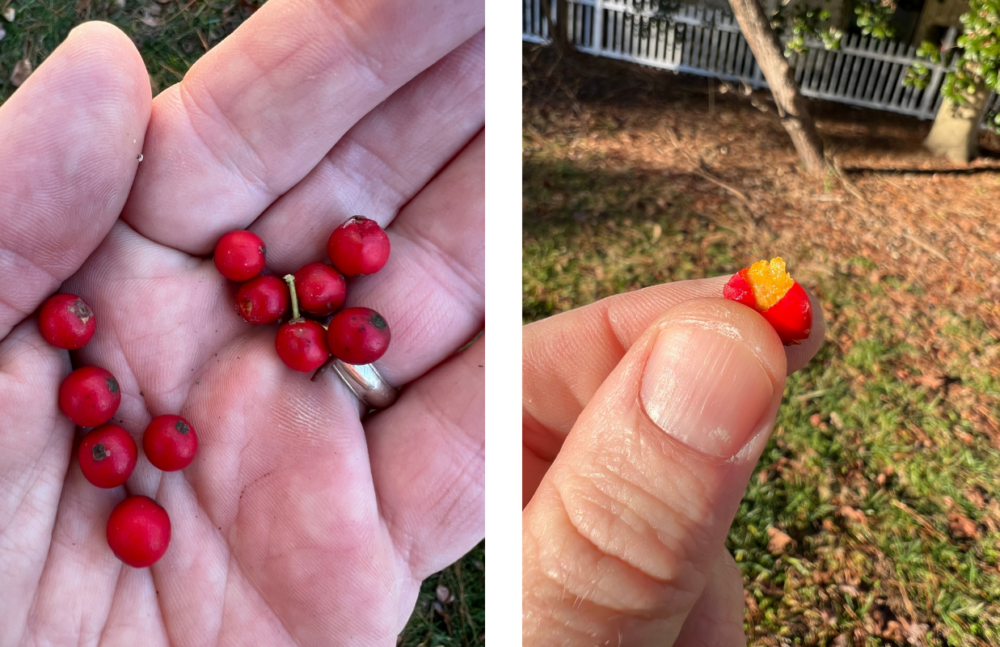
[0,1,484,644]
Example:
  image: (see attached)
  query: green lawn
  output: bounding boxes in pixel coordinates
[525,48,1000,646]
[1,3,484,645]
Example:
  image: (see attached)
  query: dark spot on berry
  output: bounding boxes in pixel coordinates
[371,313,387,330]
[175,420,190,434]
[72,299,93,322]
[93,443,108,461]
[107,377,119,394]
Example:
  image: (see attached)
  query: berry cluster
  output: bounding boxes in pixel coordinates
[215,216,392,373]
[40,294,190,568]
[32,217,391,570]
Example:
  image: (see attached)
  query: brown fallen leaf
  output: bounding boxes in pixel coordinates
[766,526,794,553]
[11,59,31,87]
[966,488,987,510]
[838,583,860,597]
[838,506,867,525]
[915,373,945,389]
[882,619,904,641]
[948,512,979,539]
[907,621,929,646]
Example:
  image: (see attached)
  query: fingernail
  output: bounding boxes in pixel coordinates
[640,326,774,458]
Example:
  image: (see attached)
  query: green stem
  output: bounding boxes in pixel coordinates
[283,274,300,320]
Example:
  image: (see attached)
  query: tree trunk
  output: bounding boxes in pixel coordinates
[924,83,989,163]
[540,0,571,53]
[728,0,826,175]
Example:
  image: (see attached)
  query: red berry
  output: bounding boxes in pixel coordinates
[761,282,813,346]
[39,293,96,349]
[327,307,390,365]
[722,257,812,345]
[293,263,346,316]
[79,424,137,488]
[327,216,390,276]
[106,495,171,568]
[59,366,121,427]
[214,230,266,281]
[276,320,330,372]
[143,415,198,471]
[721,269,757,310]
[236,276,289,324]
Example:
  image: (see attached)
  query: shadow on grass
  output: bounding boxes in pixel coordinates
[523,155,751,322]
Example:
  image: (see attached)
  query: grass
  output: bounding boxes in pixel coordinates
[1,4,484,645]
[524,47,1000,646]
[0,0,261,100]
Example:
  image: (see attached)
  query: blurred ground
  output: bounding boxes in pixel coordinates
[0,3,484,645]
[524,43,1000,646]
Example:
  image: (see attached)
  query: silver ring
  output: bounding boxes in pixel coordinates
[330,360,398,410]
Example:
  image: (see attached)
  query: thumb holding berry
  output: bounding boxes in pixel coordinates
[523,279,824,646]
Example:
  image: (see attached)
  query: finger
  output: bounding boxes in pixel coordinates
[252,30,485,271]
[123,0,484,254]
[674,550,747,647]
[342,130,485,387]
[22,464,129,645]
[522,278,824,500]
[0,321,71,644]
[522,299,786,645]
[366,334,484,581]
[0,21,150,342]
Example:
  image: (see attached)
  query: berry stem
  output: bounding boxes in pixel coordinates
[283,274,301,321]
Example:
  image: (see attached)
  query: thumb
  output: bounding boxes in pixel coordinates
[522,298,787,646]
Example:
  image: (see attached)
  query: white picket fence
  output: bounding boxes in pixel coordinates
[523,0,1000,126]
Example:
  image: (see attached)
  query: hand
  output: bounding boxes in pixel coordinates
[0,0,484,643]
[522,277,824,645]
